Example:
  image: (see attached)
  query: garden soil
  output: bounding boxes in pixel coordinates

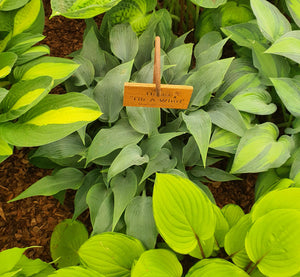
[0,0,256,262]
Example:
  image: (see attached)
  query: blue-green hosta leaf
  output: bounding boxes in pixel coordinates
[209,127,240,154]
[50,0,122,19]
[131,249,182,277]
[94,60,133,123]
[0,52,17,78]
[48,266,104,277]
[250,0,291,42]
[0,0,29,11]
[190,0,226,8]
[245,209,300,276]
[78,232,145,277]
[50,219,88,268]
[224,214,252,269]
[125,195,158,249]
[110,24,138,63]
[86,119,144,164]
[186,58,234,108]
[231,123,292,174]
[153,173,216,255]
[265,31,300,64]
[286,0,300,28]
[0,93,101,147]
[0,247,27,275]
[126,106,160,136]
[16,45,50,66]
[206,99,247,137]
[186,258,250,277]
[0,77,53,122]
[182,110,211,166]
[222,204,245,228]
[9,167,84,202]
[111,170,137,231]
[14,56,79,87]
[182,136,201,166]
[230,88,277,115]
[271,77,300,117]
[251,188,300,221]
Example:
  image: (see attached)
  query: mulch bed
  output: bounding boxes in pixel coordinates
[0,0,256,262]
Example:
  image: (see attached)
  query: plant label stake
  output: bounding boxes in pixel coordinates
[123,36,193,109]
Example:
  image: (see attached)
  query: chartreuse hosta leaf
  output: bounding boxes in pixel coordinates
[265,31,300,64]
[0,93,101,147]
[190,0,226,8]
[0,0,29,11]
[48,266,104,277]
[245,209,300,276]
[250,0,291,42]
[50,0,122,19]
[0,247,27,275]
[0,135,12,156]
[153,173,216,256]
[212,205,229,248]
[222,204,245,228]
[14,56,80,87]
[231,123,292,174]
[15,255,54,276]
[271,77,300,117]
[131,249,182,277]
[78,232,145,277]
[286,0,300,28]
[0,77,53,122]
[186,258,250,277]
[50,219,88,268]
[0,52,17,78]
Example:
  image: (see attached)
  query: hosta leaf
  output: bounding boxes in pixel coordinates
[265,31,300,64]
[78,232,145,277]
[0,77,53,122]
[182,136,201,166]
[93,60,133,123]
[9,167,84,202]
[0,247,26,275]
[271,77,300,117]
[186,258,250,277]
[50,219,88,268]
[15,255,54,276]
[230,88,277,115]
[110,169,137,231]
[0,135,12,156]
[14,56,79,87]
[131,249,182,277]
[213,205,229,248]
[222,204,245,228]
[190,0,226,8]
[49,266,104,277]
[0,0,29,11]
[182,110,211,166]
[190,166,241,182]
[50,0,122,19]
[224,214,252,268]
[153,173,216,254]
[231,123,291,174]
[0,93,101,147]
[110,24,138,63]
[86,119,144,163]
[245,209,300,276]
[286,0,300,27]
[250,0,291,42]
[0,52,17,78]
[16,45,50,66]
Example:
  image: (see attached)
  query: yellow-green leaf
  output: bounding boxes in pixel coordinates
[0,52,17,78]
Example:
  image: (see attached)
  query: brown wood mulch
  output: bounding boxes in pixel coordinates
[0,0,255,262]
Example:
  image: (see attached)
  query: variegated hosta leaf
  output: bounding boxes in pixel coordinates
[0,0,29,11]
[0,93,101,147]
[265,31,300,64]
[190,0,226,8]
[0,52,17,78]
[231,122,292,174]
[16,45,50,65]
[153,173,216,255]
[50,0,122,19]
[271,77,300,117]
[286,0,300,28]
[250,0,291,42]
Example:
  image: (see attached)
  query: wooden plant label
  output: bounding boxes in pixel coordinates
[123,82,193,109]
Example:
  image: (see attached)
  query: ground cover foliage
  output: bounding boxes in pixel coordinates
[1,0,300,275]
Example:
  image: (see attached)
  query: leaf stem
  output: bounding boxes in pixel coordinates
[195,233,206,258]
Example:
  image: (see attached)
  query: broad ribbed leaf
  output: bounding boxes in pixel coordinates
[78,232,145,277]
[190,166,241,182]
[213,205,229,248]
[0,247,26,275]
[49,266,104,277]
[9,167,84,202]
[222,204,245,228]
[0,0,29,11]
[0,93,101,147]
[265,31,300,64]
[0,52,17,78]
[86,119,144,163]
[131,249,182,277]
[50,219,88,268]
[271,77,300,117]
[16,45,50,66]
[153,173,216,254]
[50,0,122,19]
[250,0,291,42]
[0,77,53,122]
[245,209,300,276]
[15,255,54,276]
[286,0,300,27]
[190,0,226,8]
[231,123,291,173]
[224,214,252,268]
[0,135,12,156]
[182,110,211,166]
[125,195,158,249]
